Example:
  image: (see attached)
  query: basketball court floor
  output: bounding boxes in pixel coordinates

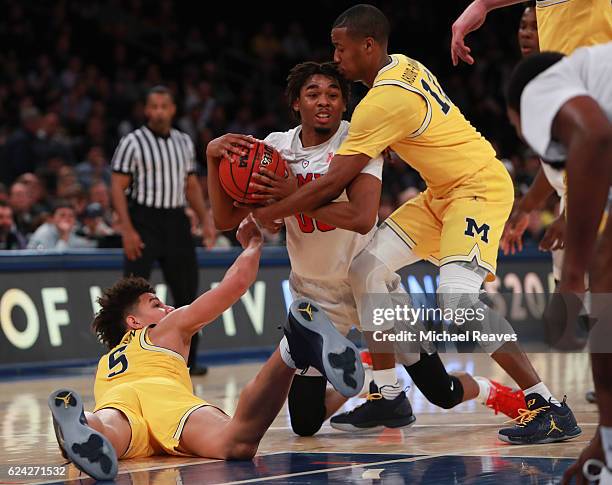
[0,353,596,484]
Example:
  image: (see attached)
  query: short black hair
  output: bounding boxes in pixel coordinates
[506,52,565,113]
[332,4,390,44]
[92,277,154,350]
[146,85,174,103]
[286,62,350,120]
[52,199,74,214]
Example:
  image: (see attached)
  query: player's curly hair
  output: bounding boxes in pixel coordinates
[92,277,154,350]
[286,62,350,120]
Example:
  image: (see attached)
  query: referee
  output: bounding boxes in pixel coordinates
[111,85,215,376]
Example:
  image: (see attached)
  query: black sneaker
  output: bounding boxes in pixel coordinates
[329,382,416,432]
[48,389,118,481]
[498,393,581,444]
[284,298,364,398]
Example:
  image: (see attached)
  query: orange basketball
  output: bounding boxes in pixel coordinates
[219,141,287,203]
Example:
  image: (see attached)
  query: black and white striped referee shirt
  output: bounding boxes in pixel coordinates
[111,125,197,209]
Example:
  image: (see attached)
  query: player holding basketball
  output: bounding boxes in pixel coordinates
[208,61,525,436]
[250,4,579,445]
[47,216,364,480]
[506,42,612,485]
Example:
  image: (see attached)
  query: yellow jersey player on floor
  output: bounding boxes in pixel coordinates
[251,4,580,445]
[47,216,364,481]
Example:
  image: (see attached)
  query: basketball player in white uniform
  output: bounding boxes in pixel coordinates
[207,61,525,435]
[506,41,612,485]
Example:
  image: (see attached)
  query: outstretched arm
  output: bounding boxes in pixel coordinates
[451,0,524,66]
[155,216,263,340]
[553,96,612,291]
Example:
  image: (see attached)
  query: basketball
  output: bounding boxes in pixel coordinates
[219,141,288,203]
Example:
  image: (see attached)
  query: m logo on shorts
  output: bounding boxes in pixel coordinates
[464,217,490,243]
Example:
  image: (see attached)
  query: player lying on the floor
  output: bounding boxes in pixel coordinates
[48,216,364,481]
[207,60,527,438]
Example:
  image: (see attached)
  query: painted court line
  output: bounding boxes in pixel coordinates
[209,446,523,485]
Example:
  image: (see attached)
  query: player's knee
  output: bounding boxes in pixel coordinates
[348,249,393,295]
[405,353,464,410]
[290,413,324,437]
[288,375,326,437]
[418,375,464,409]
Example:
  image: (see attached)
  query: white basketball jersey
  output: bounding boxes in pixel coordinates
[264,121,383,280]
[522,42,612,161]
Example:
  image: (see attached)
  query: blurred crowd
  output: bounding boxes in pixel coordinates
[0,0,559,250]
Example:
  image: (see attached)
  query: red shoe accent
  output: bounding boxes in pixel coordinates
[360,350,372,367]
[485,379,526,419]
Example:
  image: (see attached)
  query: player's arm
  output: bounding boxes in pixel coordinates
[206,134,255,230]
[156,216,263,340]
[451,0,524,66]
[254,89,423,225]
[252,153,371,224]
[517,168,556,213]
[306,172,382,235]
[552,96,612,291]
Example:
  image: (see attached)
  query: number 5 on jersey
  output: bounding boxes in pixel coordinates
[108,345,128,377]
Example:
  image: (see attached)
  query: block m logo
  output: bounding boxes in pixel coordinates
[464,218,490,243]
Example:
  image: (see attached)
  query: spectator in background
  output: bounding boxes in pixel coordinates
[9,181,37,236]
[282,22,311,61]
[16,172,50,213]
[88,181,116,230]
[0,201,26,249]
[75,146,112,189]
[27,201,94,250]
[79,202,114,238]
[0,183,8,203]
[2,107,43,184]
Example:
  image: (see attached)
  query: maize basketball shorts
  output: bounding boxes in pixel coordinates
[95,378,220,458]
[386,160,514,275]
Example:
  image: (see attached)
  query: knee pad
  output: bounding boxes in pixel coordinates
[288,375,327,436]
[348,248,397,296]
[405,353,464,409]
[437,271,516,353]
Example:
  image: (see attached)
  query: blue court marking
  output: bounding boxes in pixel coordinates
[40,452,574,485]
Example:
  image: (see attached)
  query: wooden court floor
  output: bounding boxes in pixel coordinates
[0,353,597,484]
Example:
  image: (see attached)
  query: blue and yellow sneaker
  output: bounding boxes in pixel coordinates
[49,389,118,481]
[285,298,365,398]
[498,393,581,444]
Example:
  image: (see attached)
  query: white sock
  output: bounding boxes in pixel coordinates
[279,336,296,369]
[524,382,560,406]
[601,426,612,469]
[474,376,491,404]
[373,368,401,400]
